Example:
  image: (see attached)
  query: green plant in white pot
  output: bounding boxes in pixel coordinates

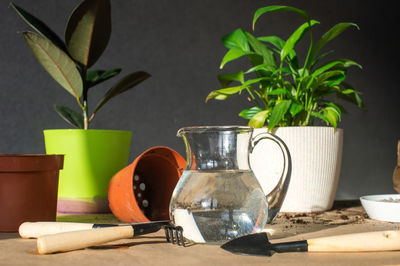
[11,0,150,213]
[207,5,363,212]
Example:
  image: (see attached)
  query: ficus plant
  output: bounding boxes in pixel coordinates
[207,5,363,130]
[11,0,150,129]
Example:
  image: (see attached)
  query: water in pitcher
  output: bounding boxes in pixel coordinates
[169,170,269,243]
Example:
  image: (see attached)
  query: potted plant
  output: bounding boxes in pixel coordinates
[207,5,363,212]
[11,0,150,213]
[0,154,64,231]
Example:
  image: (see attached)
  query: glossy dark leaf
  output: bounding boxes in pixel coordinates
[86,68,122,88]
[10,2,67,52]
[22,31,83,98]
[239,106,263,120]
[54,105,84,129]
[93,71,151,114]
[268,100,291,130]
[253,5,309,30]
[222,28,250,51]
[65,0,111,67]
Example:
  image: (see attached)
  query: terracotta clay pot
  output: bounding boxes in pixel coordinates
[108,147,185,223]
[0,154,64,232]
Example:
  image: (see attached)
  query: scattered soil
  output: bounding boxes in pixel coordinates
[264,200,369,239]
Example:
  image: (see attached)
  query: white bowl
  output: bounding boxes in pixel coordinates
[360,194,400,222]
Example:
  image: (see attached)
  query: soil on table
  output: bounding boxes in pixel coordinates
[265,200,370,239]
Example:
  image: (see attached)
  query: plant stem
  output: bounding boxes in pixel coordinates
[302,21,314,76]
[83,100,88,129]
[81,66,89,130]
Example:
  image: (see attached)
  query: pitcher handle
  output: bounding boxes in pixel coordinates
[251,131,292,223]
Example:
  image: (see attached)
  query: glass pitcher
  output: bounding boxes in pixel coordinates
[169,126,291,244]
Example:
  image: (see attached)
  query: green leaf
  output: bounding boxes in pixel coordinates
[217,71,244,88]
[323,107,340,128]
[93,71,151,114]
[268,100,292,130]
[244,64,272,74]
[312,59,361,76]
[65,0,111,67]
[307,23,359,68]
[281,20,319,62]
[267,88,288,95]
[248,110,269,128]
[326,75,346,87]
[206,90,230,101]
[289,102,303,117]
[220,48,247,69]
[86,68,122,88]
[10,2,67,53]
[222,28,249,51]
[206,85,245,102]
[245,32,276,69]
[239,106,263,120]
[337,82,364,108]
[257,35,297,61]
[310,50,334,69]
[54,105,84,129]
[317,70,346,86]
[325,102,342,117]
[252,5,309,30]
[258,36,286,50]
[22,31,83,98]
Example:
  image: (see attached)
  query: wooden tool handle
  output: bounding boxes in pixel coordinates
[37,226,134,254]
[19,222,95,238]
[308,230,400,252]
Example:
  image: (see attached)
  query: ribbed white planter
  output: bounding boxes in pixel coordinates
[250,127,343,212]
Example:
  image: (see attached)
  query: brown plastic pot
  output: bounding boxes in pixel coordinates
[0,154,64,232]
[108,146,186,223]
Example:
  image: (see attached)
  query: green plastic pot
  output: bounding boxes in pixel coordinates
[43,129,132,213]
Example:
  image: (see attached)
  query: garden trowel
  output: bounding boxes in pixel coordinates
[20,220,184,254]
[221,230,400,256]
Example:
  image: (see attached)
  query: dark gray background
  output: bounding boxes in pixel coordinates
[1,0,398,199]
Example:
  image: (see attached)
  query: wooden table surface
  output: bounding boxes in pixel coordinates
[1,201,400,266]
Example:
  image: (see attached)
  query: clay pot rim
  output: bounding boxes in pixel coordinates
[0,154,64,172]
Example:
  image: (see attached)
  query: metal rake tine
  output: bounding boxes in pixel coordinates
[164,226,171,243]
[164,225,175,244]
[169,226,176,244]
[175,226,185,246]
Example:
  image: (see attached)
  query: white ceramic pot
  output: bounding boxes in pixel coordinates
[250,126,343,212]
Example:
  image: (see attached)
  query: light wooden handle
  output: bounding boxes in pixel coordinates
[19,222,95,238]
[308,230,400,252]
[37,226,134,254]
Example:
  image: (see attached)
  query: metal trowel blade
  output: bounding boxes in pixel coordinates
[221,233,274,256]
